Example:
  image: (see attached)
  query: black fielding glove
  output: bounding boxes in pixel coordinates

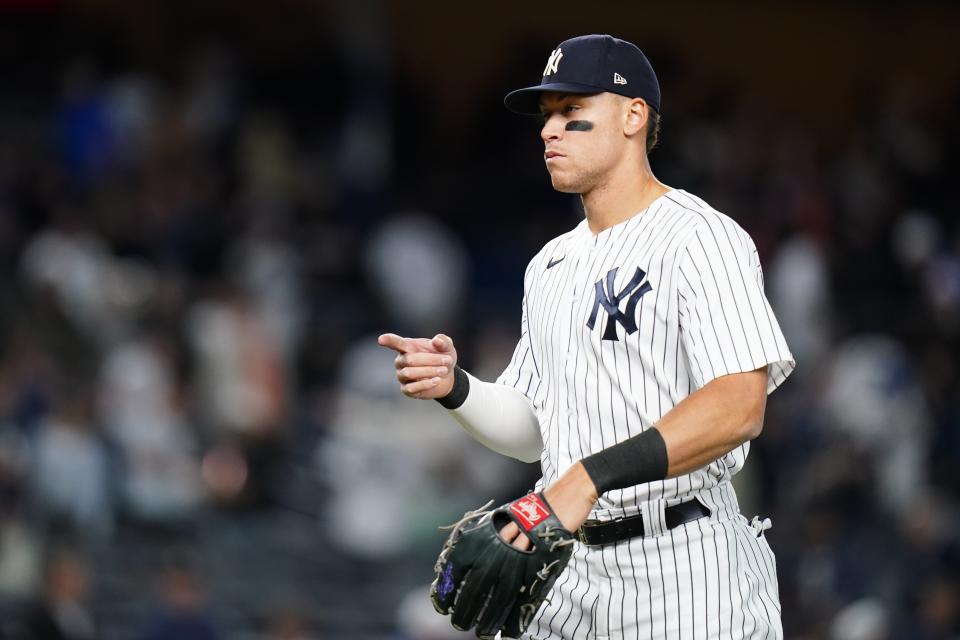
[430,493,575,639]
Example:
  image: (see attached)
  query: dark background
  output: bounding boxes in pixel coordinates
[1,1,959,638]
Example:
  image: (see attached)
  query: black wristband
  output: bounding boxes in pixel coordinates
[580,427,669,495]
[435,366,470,410]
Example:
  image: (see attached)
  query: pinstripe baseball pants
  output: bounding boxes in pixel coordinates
[517,485,782,640]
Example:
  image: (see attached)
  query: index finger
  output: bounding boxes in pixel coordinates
[499,521,520,543]
[512,532,531,551]
[377,333,409,354]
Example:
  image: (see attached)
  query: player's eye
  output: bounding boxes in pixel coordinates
[563,105,580,114]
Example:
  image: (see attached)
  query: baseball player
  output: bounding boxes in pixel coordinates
[379,34,794,639]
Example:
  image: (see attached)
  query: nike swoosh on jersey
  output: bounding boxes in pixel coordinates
[547,256,565,269]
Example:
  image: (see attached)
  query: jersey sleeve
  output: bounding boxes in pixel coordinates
[495,264,541,401]
[676,218,795,394]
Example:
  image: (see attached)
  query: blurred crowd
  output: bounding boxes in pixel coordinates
[1,21,959,640]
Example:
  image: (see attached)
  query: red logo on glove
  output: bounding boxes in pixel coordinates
[510,494,550,532]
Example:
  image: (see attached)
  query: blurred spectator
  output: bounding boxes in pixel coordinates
[821,335,931,518]
[139,561,218,640]
[99,335,201,526]
[0,516,38,602]
[395,584,464,640]
[830,598,889,640]
[188,285,286,440]
[31,386,112,541]
[20,215,158,348]
[229,237,304,363]
[0,392,39,598]
[362,214,468,331]
[59,59,114,185]
[0,419,39,600]
[912,575,960,640]
[24,548,97,640]
[769,233,831,369]
[188,282,289,508]
[261,599,314,640]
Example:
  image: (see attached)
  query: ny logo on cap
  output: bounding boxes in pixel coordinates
[543,47,563,76]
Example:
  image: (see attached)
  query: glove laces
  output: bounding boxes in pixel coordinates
[438,500,495,532]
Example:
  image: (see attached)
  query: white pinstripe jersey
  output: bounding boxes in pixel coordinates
[497,188,795,521]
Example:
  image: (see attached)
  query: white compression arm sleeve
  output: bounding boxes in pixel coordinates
[448,371,543,463]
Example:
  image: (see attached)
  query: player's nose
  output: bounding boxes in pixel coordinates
[541,115,564,143]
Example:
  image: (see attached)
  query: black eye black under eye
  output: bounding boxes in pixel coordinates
[565,120,594,131]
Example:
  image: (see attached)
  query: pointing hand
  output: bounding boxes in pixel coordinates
[378,333,458,399]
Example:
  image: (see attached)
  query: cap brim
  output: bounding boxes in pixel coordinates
[503,82,604,115]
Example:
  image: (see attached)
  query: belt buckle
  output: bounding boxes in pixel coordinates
[576,519,601,545]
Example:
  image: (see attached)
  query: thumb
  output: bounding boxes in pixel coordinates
[432,334,454,354]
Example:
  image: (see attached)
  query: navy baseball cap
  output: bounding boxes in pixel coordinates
[504,34,661,115]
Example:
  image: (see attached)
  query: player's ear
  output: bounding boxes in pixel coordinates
[623,98,648,137]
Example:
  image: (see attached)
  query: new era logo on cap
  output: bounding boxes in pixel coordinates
[504,34,661,115]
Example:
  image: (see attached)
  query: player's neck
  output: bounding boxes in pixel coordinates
[580,165,669,235]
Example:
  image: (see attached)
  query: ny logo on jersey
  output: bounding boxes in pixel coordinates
[587,266,653,341]
[543,47,563,76]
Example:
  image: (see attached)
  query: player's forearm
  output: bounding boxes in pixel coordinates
[443,369,543,463]
[580,367,767,494]
[657,367,768,477]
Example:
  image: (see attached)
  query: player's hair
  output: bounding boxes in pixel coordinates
[646,109,661,154]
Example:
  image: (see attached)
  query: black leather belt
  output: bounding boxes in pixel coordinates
[576,499,711,546]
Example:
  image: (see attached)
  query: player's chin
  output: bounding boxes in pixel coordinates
[547,171,583,194]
